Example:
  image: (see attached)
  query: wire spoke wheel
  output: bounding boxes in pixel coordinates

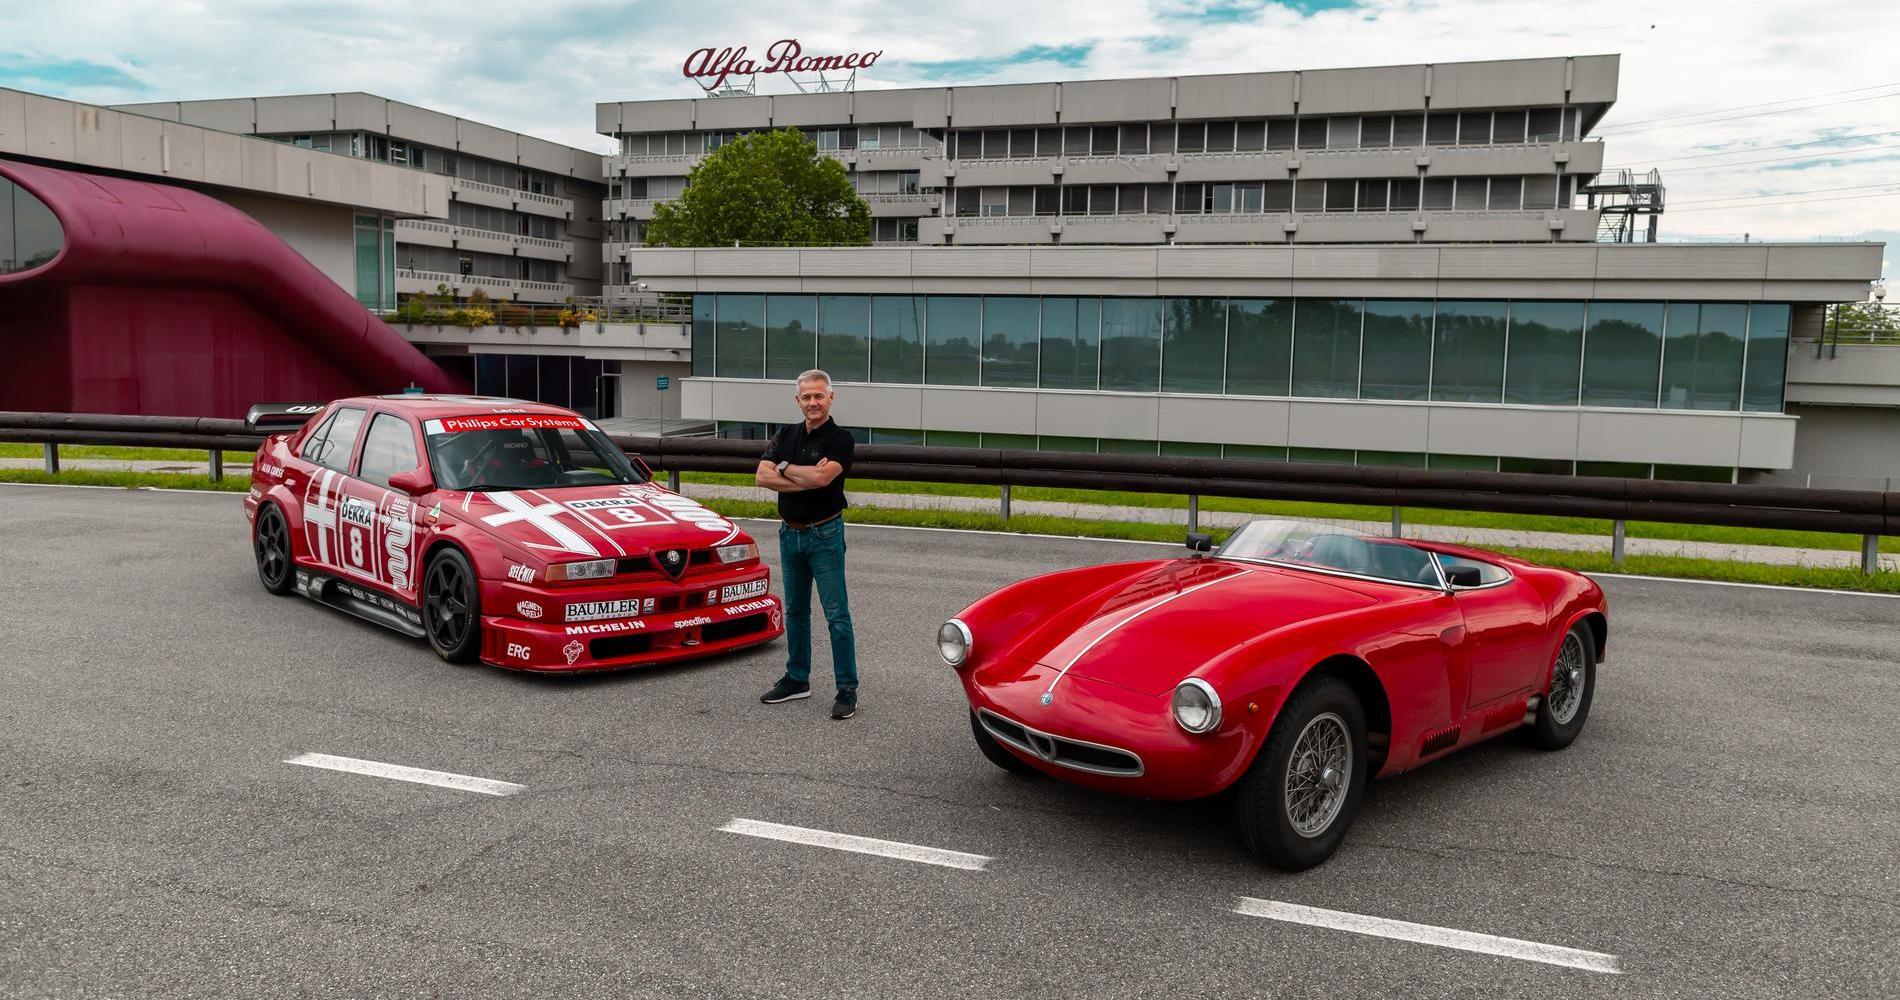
[426,559,471,650]
[1548,632,1588,726]
[1283,711,1353,839]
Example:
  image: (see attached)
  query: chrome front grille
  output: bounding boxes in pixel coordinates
[977,709,1145,778]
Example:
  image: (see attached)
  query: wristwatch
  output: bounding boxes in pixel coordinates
[775,460,789,474]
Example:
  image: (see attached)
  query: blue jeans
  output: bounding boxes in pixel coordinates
[778,518,857,693]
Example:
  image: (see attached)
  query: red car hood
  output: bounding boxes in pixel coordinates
[449,482,745,559]
[1018,560,1382,696]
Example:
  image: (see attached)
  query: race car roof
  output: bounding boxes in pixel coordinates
[330,394,585,421]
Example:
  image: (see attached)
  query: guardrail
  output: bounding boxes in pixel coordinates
[6,411,1894,574]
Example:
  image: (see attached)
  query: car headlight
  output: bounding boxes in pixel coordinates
[1171,678,1222,734]
[937,619,972,667]
[546,558,615,582]
[715,542,759,564]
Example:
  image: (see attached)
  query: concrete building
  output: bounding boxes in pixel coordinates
[595,55,1893,483]
[116,93,607,308]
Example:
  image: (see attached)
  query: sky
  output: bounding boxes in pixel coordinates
[1,0,1893,285]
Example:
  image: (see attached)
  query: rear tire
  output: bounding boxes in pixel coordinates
[1233,677,1368,871]
[970,711,1038,777]
[254,503,294,596]
[1529,624,1595,750]
[423,548,482,665]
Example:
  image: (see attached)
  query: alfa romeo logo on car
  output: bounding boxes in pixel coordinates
[658,549,687,578]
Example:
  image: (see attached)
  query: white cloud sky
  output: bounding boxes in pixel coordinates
[1,0,1894,283]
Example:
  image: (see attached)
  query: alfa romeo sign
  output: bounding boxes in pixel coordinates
[683,39,883,93]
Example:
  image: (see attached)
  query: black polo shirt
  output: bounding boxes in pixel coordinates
[761,419,854,524]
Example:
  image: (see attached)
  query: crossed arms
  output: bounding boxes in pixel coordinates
[756,458,843,494]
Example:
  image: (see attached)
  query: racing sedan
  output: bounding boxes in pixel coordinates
[242,396,782,671]
[938,519,1606,870]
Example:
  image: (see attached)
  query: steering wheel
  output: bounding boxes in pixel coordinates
[458,435,505,489]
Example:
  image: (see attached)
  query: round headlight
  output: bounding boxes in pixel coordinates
[1171,678,1222,734]
[937,619,972,667]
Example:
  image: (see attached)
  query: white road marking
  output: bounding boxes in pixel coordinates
[719,818,991,871]
[1232,897,1623,974]
[283,752,524,796]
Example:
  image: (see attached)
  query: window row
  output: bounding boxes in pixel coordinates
[943,108,1584,159]
[270,131,562,193]
[429,354,621,420]
[402,246,561,283]
[610,176,688,201]
[620,124,931,158]
[692,294,1793,413]
[448,202,564,239]
[852,171,923,195]
[950,175,1578,217]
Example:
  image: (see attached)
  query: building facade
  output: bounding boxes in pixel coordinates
[596,55,1889,481]
[117,93,607,308]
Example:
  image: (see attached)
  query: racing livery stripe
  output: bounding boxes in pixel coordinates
[529,489,626,558]
[479,491,600,557]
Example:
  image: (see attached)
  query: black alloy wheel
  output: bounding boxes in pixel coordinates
[254,504,294,596]
[970,711,1039,776]
[1233,676,1369,871]
[1528,624,1596,750]
[423,548,482,664]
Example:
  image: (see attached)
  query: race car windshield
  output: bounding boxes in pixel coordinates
[1217,519,1442,587]
[424,419,647,492]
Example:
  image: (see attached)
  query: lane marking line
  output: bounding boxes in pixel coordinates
[1232,897,1622,974]
[284,752,524,796]
[719,818,991,872]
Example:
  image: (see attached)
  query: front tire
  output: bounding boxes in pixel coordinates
[1233,677,1368,871]
[423,548,482,664]
[970,712,1038,776]
[254,503,294,596]
[1529,624,1595,750]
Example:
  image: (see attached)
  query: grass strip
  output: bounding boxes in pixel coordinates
[680,471,1899,554]
[0,444,256,462]
[0,469,251,492]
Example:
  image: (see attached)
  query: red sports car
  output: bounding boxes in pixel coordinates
[242,396,782,671]
[939,519,1606,870]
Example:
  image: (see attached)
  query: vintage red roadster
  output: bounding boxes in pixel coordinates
[242,396,782,671]
[940,520,1606,870]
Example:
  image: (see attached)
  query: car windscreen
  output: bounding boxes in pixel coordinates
[1218,519,1441,587]
[422,414,646,491]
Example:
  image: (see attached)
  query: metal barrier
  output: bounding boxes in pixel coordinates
[4,411,1896,573]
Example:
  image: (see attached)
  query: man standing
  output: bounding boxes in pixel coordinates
[755,369,859,719]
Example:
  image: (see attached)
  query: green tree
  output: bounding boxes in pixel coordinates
[645,129,871,248]
[1830,300,1899,335]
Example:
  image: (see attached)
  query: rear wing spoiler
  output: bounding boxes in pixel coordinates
[244,402,327,433]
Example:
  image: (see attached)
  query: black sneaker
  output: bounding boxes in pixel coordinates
[760,678,811,704]
[831,692,857,720]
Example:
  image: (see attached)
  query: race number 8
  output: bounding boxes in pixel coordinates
[608,508,647,525]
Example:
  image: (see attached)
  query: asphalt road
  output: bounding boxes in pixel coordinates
[0,482,1895,1000]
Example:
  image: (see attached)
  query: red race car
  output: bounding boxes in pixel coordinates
[939,519,1606,870]
[242,396,782,671]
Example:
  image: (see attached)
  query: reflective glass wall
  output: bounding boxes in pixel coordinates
[0,176,65,275]
[693,293,1793,413]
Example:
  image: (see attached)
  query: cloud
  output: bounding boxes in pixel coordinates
[0,0,1893,279]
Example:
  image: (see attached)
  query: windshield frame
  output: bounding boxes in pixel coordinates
[421,415,646,492]
[1214,519,1449,592]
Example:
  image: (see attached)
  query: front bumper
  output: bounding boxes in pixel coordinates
[961,661,1255,801]
[480,566,782,671]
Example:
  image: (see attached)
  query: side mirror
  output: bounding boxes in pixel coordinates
[387,468,435,497]
[1185,532,1214,555]
[1444,565,1483,589]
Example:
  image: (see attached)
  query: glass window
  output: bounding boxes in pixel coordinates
[1501,457,1574,475]
[1039,297,1100,390]
[1099,438,1157,455]
[1423,178,1455,210]
[1360,300,1433,400]
[1038,436,1097,453]
[1065,127,1091,156]
[538,355,572,410]
[817,295,870,383]
[1654,463,1734,483]
[1431,301,1509,403]
[353,220,383,309]
[764,295,818,381]
[571,358,603,419]
[474,354,506,396]
[981,296,1039,388]
[1360,115,1393,147]
[1578,461,1651,479]
[1225,444,1290,461]
[1493,110,1527,144]
[1358,180,1389,211]
[1119,125,1148,155]
[1092,126,1118,155]
[1296,119,1326,149]
[1290,447,1354,464]
[1426,113,1458,146]
[924,297,980,385]
[1458,112,1491,144]
[1267,119,1297,150]
[1581,302,1665,408]
[1294,180,1324,213]
[1390,180,1420,211]
[1161,298,1227,394]
[983,433,1038,450]
[1505,301,1585,405]
[1206,121,1236,152]
[1488,177,1523,210]
[714,293,765,378]
[1660,303,1745,410]
[305,407,365,473]
[1357,450,1427,468]
[356,413,419,487]
[1324,181,1355,212]
[1292,298,1363,398]
[926,430,982,448]
[1235,120,1265,152]
[1264,180,1293,213]
[869,427,925,445]
[1226,299,1293,396]
[1100,298,1163,392]
[1327,117,1360,148]
[1010,128,1035,158]
[506,356,536,399]
[1177,122,1205,153]
[1161,441,1223,457]
[871,295,925,384]
[1524,174,1558,210]
[1743,304,1792,412]
[1454,178,1486,210]
[1428,453,1500,471]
